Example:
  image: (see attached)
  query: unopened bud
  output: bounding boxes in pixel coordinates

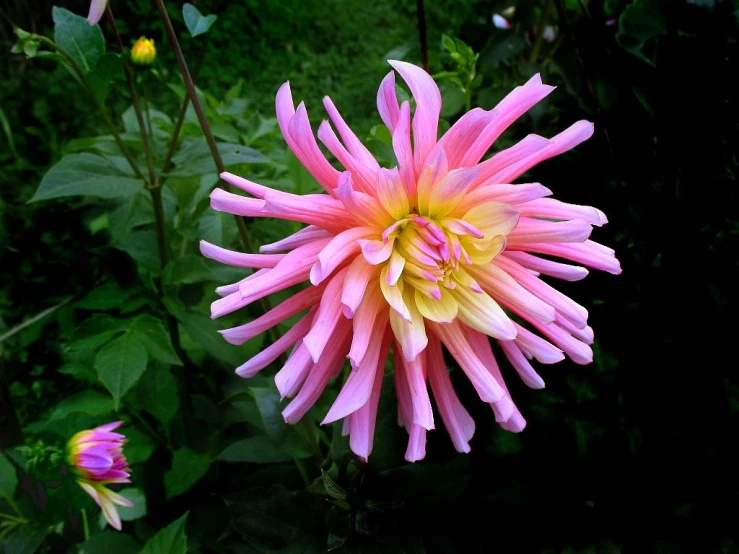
[131,37,156,65]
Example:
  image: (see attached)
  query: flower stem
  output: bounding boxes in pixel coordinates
[160,49,206,178]
[105,6,157,189]
[153,0,282,358]
[416,0,429,72]
[34,35,144,180]
[153,0,253,252]
[81,508,90,540]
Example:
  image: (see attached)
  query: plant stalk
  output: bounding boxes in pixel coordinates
[416,0,429,72]
[105,6,157,189]
[153,0,253,253]
[153,0,281,359]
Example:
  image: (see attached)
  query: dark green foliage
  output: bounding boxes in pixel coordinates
[1,0,738,553]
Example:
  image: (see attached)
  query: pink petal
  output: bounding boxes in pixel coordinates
[516,240,622,275]
[302,267,349,363]
[393,101,416,198]
[513,323,565,364]
[460,74,555,167]
[341,256,378,318]
[219,284,323,344]
[349,331,391,461]
[335,173,394,228]
[401,351,435,430]
[468,264,555,325]
[275,342,314,399]
[317,120,377,193]
[310,227,375,286]
[455,183,552,213]
[429,321,505,403]
[322,313,390,424]
[389,60,442,170]
[437,108,495,169]
[502,251,589,282]
[427,334,475,453]
[200,240,285,268]
[473,134,551,187]
[519,198,608,227]
[87,0,107,25]
[237,238,331,300]
[259,226,332,254]
[377,71,401,133]
[405,424,427,462]
[282,323,352,423]
[323,96,379,170]
[347,285,385,367]
[388,288,426,358]
[493,256,589,329]
[235,309,314,378]
[499,340,546,389]
[276,83,340,194]
[506,218,593,246]
[485,120,595,185]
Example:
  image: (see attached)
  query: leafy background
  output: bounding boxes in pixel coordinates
[1,0,738,552]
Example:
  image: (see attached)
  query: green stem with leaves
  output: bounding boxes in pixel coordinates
[81,508,90,540]
[154,0,283,360]
[153,0,253,253]
[33,35,144,180]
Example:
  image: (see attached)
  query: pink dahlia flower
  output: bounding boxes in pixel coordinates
[67,421,132,530]
[203,61,620,462]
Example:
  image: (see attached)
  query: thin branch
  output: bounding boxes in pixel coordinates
[416,0,429,72]
[105,6,157,189]
[153,0,254,253]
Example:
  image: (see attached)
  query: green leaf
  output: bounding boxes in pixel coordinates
[130,315,182,365]
[122,427,155,464]
[164,449,210,499]
[75,282,135,311]
[217,436,295,464]
[112,229,161,272]
[135,365,180,428]
[49,390,113,420]
[163,255,217,286]
[4,524,47,554]
[117,488,147,521]
[0,451,18,500]
[183,3,218,38]
[64,314,132,362]
[246,388,313,460]
[87,52,124,104]
[226,486,316,551]
[95,332,148,409]
[52,6,105,73]
[171,304,246,366]
[321,470,347,500]
[140,513,188,554]
[31,153,144,202]
[79,531,141,554]
[616,0,667,65]
[168,139,270,177]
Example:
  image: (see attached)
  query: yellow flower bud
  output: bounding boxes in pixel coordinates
[131,37,156,65]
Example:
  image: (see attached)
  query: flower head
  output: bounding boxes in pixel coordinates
[130,37,156,65]
[67,421,132,530]
[204,61,620,462]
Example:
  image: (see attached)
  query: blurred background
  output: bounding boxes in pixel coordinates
[1,0,738,552]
